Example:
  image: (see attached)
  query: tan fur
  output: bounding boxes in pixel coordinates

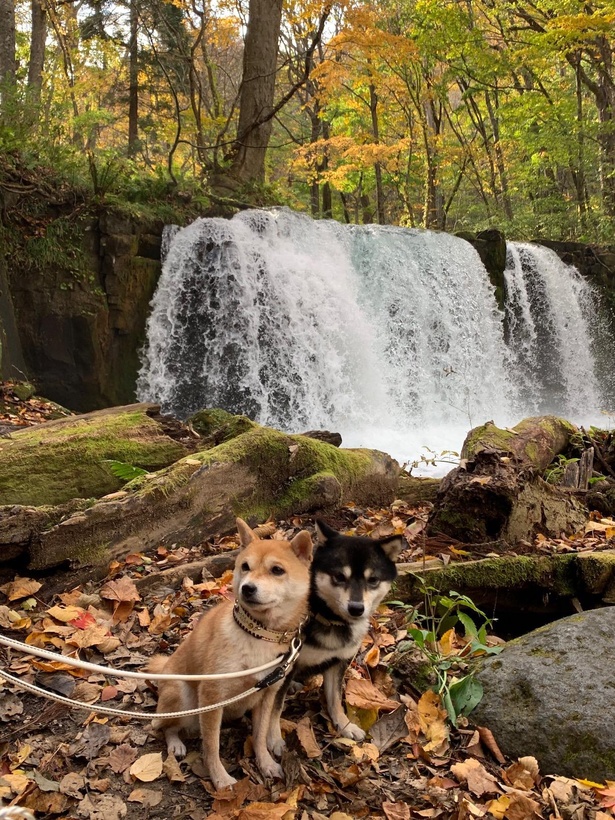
[148,519,312,790]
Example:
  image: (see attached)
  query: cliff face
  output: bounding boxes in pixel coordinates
[1,208,162,411]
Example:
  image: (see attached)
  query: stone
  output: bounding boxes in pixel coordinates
[473,606,615,780]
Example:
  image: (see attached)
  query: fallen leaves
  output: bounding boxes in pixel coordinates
[129,752,163,782]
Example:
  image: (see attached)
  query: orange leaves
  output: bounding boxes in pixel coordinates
[100,576,141,623]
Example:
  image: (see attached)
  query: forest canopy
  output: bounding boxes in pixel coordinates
[1,0,615,239]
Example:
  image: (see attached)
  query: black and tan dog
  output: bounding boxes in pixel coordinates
[268,518,403,751]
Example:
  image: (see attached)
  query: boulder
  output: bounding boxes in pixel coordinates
[473,606,615,780]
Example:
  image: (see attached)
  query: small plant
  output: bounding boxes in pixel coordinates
[103,459,149,483]
[406,447,459,474]
[390,583,502,725]
[544,453,579,484]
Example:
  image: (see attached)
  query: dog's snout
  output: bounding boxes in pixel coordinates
[347,601,365,617]
[241,582,257,599]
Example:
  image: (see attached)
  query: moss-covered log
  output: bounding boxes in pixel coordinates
[0,403,189,507]
[0,412,399,570]
[429,416,587,544]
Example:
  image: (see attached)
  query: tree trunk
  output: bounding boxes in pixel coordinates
[27,0,47,108]
[369,82,385,224]
[229,0,283,184]
[428,417,588,544]
[128,0,139,154]
[0,0,16,109]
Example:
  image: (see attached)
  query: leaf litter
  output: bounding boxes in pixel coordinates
[1,501,613,819]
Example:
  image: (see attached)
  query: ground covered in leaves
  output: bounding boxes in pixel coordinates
[1,381,615,819]
[2,507,615,820]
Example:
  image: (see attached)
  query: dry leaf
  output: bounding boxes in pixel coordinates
[238,802,296,820]
[451,758,500,797]
[296,716,322,758]
[383,802,412,820]
[129,752,163,782]
[418,691,450,755]
[77,793,127,820]
[345,678,399,711]
[163,753,186,783]
[504,791,541,820]
[46,604,84,622]
[0,577,42,601]
[106,744,138,774]
[506,757,539,791]
[128,787,163,806]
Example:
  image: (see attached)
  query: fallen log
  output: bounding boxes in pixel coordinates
[428,416,588,544]
[0,409,399,570]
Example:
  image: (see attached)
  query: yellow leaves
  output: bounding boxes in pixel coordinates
[129,753,163,783]
[295,716,322,758]
[418,690,450,756]
[0,576,42,601]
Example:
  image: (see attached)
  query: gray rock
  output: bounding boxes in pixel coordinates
[473,606,615,780]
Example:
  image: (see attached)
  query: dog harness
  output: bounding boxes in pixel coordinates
[232,600,305,643]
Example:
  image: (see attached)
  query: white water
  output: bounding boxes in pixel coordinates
[137,209,613,474]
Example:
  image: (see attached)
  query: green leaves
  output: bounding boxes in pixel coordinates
[103,460,149,483]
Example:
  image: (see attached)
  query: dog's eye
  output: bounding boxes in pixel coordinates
[331,573,347,586]
[241,562,250,572]
[270,565,286,576]
[367,577,380,588]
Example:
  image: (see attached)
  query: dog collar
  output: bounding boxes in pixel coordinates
[233,601,303,644]
[313,612,347,628]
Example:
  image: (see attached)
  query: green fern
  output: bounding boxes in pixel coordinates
[103,459,149,482]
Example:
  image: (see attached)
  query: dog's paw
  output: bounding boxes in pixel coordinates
[258,756,284,781]
[339,721,366,742]
[211,771,237,790]
[268,737,286,758]
[287,681,303,695]
[165,736,187,758]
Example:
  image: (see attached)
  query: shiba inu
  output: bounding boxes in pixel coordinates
[268,519,403,749]
[148,518,312,790]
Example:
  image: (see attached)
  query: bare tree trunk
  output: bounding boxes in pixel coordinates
[27,0,47,108]
[229,0,283,184]
[0,0,17,109]
[484,88,514,221]
[369,82,385,224]
[128,0,139,154]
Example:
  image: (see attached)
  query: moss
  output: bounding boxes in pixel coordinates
[190,408,257,448]
[0,408,186,506]
[393,554,578,601]
[576,551,615,594]
[461,422,518,460]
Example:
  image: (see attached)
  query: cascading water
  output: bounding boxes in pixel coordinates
[504,242,604,418]
[137,208,612,470]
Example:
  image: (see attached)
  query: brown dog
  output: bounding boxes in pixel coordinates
[148,518,312,790]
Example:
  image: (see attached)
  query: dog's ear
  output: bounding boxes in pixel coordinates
[378,535,404,562]
[290,530,313,565]
[314,518,338,546]
[236,518,256,550]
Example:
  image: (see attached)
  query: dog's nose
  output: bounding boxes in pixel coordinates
[348,601,365,617]
[241,583,257,600]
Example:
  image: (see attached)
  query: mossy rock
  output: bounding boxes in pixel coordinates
[0,403,187,506]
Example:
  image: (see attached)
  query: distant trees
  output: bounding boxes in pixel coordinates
[1,0,614,239]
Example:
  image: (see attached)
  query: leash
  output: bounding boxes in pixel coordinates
[0,633,285,681]
[0,636,302,720]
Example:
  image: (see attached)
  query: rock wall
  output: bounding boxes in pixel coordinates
[4,211,162,411]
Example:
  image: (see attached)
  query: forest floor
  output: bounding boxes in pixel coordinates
[1,382,615,819]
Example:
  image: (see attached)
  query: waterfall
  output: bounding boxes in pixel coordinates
[137,209,612,469]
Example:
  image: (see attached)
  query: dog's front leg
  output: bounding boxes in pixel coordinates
[252,688,284,781]
[200,706,237,790]
[323,661,366,741]
[266,676,293,758]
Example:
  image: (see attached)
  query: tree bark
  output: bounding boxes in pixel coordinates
[0,0,17,109]
[128,0,139,154]
[428,417,588,544]
[229,0,283,184]
[27,0,47,108]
